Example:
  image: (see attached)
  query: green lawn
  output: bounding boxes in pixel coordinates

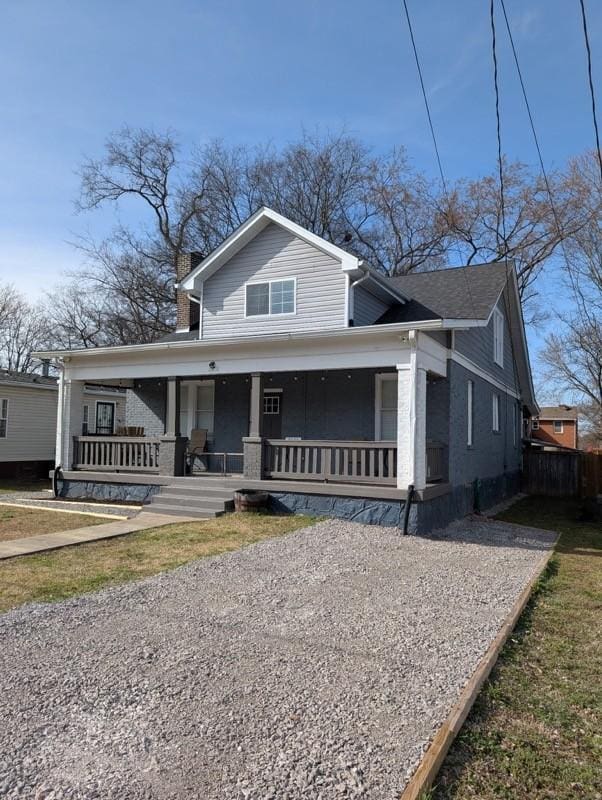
[427,496,601,800]
[0,512,315,612]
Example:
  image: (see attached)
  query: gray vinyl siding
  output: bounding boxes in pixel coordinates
[201,223,346,339]
[353,285,389,326]
[0,385,57,462]
[453,295,518,390]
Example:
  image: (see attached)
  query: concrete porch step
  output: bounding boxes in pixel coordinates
[147,503,222,519]
[159,485,235,500]
[149,493,233,511]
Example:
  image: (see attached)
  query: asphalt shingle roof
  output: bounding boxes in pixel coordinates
[0,370,57,387]
[383,262,510,322]
[537,406,578,420]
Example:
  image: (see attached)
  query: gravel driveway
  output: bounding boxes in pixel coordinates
[0,516,555,799]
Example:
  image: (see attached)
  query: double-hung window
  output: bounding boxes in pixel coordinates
[245,279,295,317]
[554,420,563,434]
[0,399,7,438]
[492,393,500,433]
[493,307,504,367]
[82,404,89,435]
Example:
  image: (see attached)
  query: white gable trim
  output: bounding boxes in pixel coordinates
[179,207,361,290]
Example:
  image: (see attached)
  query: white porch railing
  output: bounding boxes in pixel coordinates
[264,440,398,484]
[73,436,161,473]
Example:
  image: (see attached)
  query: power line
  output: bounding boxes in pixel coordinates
[401,0,477,318]
[579,0,602,186]
[498,0,592,322]
[489,0,507,252]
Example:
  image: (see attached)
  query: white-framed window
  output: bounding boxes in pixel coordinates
[82,404,89,435]
[553,420,564,434]
[467,380,474,447]
[263,394,281,415]
[492,393,500,433]
[0,398,8,438]
[375,373,397,440]
[493,307,504,367]
[532,418,539,430]
[245,278,296,317]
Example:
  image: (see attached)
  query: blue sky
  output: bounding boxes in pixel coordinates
[0,0,600,363]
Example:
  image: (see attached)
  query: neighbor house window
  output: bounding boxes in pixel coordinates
[467,380,474,447]
[376,374,397,440]
[0,399,7,438]
[492,393,500,433]
[554,420,563,434]
[493,307,504,367]
[245,279,295,316]
[82,404,89,435]
[532,418,539,430]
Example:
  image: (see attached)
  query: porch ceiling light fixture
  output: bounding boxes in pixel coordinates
[209,361,216,370]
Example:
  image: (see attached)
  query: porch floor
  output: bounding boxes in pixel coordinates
[59,471,450,503]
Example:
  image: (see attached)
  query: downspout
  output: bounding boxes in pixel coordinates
[402,484,415,535]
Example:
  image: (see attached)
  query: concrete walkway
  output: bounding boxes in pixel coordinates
[0,512,197,560]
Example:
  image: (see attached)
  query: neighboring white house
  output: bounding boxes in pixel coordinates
[36,208,537,531]
[0,370,126,479]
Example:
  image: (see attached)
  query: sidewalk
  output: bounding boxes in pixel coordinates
[0,512,197,560]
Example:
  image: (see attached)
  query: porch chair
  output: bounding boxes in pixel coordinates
[187,428,208,473]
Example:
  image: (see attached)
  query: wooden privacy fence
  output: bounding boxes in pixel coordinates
[522,449,602,497]
[73,436,161,473]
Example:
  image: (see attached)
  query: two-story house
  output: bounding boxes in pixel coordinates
[532,405,579,450]
[36,208,537,532]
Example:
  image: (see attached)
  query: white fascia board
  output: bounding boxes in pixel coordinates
[63,333,413,382]
[34,318,446,362]
[450,351,521,401]
[179,207,360,290]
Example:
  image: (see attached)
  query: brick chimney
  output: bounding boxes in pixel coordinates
[176,252,203,331]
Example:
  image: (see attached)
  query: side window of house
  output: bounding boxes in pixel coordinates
[377,376,397,440]
[493,307,504,367]
[492,393,500,432]
[245,279,295,317]
[532,417,539,430]
[82,404,89,435]
[467,380,474,447]
[0,398,8,438]
[554,420,563,434]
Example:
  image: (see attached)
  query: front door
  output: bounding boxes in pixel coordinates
[96,402,115,435]
[263,391,282,438]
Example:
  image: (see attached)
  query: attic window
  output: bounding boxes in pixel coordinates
[493,307,504,367]
[245,279,296,317]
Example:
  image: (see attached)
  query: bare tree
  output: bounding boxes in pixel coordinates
[0,284,50,373]
[64,127,598,346]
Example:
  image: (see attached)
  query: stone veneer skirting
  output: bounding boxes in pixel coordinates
[57,470,520,531]
[58,480,161,505]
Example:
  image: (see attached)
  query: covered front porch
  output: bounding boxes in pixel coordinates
[54,327,450,493]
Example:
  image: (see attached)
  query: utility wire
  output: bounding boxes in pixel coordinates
[579,0,602,186]
[401,0,477,318]
[490,0,507,252]
[498,0,590,321]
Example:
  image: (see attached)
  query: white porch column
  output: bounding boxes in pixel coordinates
[58,377,85,470]
[396,338,428,491]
